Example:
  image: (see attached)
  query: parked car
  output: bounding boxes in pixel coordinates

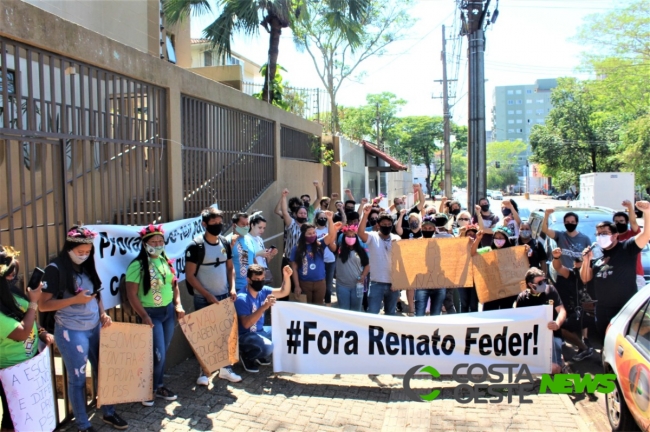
[528,207,650,283]
[492,190,503,200]
[553,191,575,200]
[517,207,531,222]
[603,283,650,431]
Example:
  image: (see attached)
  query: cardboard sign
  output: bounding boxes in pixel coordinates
[180,300,239,376]
[391,237,473,290]
[97,322,153,407]
[472,246,530,303]
[0,347,56,432]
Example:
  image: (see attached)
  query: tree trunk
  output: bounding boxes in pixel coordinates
[262,15,283,103]
[590,148,597,172]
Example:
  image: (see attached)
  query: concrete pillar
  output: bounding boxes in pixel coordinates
[167,88,184,220]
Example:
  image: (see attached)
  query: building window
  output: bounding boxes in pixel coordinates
[0,69,16,94]
[508,110,514,114]
[526,109,532,114]
[516,90,522,94]
[536,99,544,104]
[508,119,515,124]
[526,99,533,104]
[507,90,514,95]
[507,100,514,105]
[515,100,522,105]
[526,89,532,94]
[203,51,212,67]
[517,128,523,133]
[516,110,522,114]
[516,119,523,124]
[166,35,177,64]
[508,129,515,133]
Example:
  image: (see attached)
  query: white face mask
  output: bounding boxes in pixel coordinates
[530,280,547,294]
[146,244,165,257]
[597,234,613,249]
[68,250,90,265]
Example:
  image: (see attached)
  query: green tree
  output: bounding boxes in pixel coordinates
[164,0,370,103]
[486,140,527,166]
[293,1,411,131]
[451,152,468,188]
[487,168,519,191]
[339,92,406,146]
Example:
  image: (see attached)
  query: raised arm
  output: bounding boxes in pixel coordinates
[580,248,594,284]
[345,189,355,202]
[542,208,556,239]
[505,200,522,227]
[314,180,323,204]
[394,209,406,236]
[474,205,492,233]
[414,184,425,211]
[357,204,371,243]
[274,193,284,218]
[439,196,448,214]
[634,201,650,249]
[471,231,485,256]
[551,248,570,279]
[321,211,342,247]
[623,200,640,233]
[329,192,340,211]
[272,265,293,298]
[280,188,293,227]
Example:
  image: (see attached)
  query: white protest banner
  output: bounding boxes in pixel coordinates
[0,347,56,432]
[87,215,204,309]
[272,303,553,375]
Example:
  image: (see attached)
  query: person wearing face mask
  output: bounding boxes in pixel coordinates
[421,216,437,238]
[581,201,650,340]
[392,184,425,234]
[232,213,277,292]
[235,264,292,373]
[515,268,567,374]
[290,212,338,305]
[225,212,249,245]
[125,224,184,407]
[40,227,129,431]
[551,249,594,362]
[613,200,644,290]
[366,209,381,232]
[358,205,402,315]
[472,197,500,247]
[518,222,548,274]
[0,246,54,432]
[314,213,336,306]
[185,208,242,386]
[456,226,480,313]
[453,211,472,235]
[542,209,591,271]
[279,189,308,293]
[434,214,455,238]
[299,180,323,220]
[329,225,369,311]
[395,212,423,240]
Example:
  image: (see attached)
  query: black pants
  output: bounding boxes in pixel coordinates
[483,295,518,311]
[596,305,622,343]
[0,380,13,430]
[459,287,479,313]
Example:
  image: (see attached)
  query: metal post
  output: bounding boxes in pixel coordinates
[442,25,452,199]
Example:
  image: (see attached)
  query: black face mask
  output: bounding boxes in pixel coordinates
[345,207,355,213]
[564,223,577,233]
[302,200,310,207]
[205,223,223,236]
[615,223,628,234]
[450,208,460,216]
[368,219,378,227]
[502,208,512,217]
[422,231,435,238]
[250,280,265,292]
[379,225,393,236]
[316,218,327,227]
[480,204,490,212]
[296,217,307,224]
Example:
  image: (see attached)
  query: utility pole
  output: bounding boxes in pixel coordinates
[441,25,452,199]
[464,0,489,212]
[375,102,381,151]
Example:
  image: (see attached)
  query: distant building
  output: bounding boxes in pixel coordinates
[187,39,263,90]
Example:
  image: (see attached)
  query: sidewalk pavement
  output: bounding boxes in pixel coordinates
[62,357,592,432]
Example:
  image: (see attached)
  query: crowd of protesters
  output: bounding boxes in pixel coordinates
[1,181,649,431]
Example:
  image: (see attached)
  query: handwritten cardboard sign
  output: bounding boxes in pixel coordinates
[391,237,473,290]
[97,322,153,407]
[180,300,239,376]
[472,246,530,303]
[0,347,56,432]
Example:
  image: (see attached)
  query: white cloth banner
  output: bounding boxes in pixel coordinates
[272,303,553,374]
[0,347,56,432]
[87,216,204,309]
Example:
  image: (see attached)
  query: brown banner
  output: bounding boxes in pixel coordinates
[472,246,530,303]
[98,322,153,407]
[391,237,474,290]
[179,300,239,376]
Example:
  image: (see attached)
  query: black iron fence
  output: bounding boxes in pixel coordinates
[280,125,320,162]
[181,95,275,220]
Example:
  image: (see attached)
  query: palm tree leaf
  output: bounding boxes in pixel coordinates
[163,0,212,26]
[203,0,261,62]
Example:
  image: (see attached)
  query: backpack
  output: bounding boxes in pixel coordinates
[39,259,67,334]
[184,235,231,296]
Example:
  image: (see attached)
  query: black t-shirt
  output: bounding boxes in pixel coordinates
[516,285,563,338]
[393,205,420,231]
[400,229,423,240]
[519,237,548,270]
[554,270,581,314]
[590,238,642,308]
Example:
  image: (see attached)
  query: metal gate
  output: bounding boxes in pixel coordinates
[0,36,168,425]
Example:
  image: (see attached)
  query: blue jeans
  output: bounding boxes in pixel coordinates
[144,302,176,390]
[415,289,446,316]
[336,284,362,311]
[239,329,273,362]
[553,336,564,367]
[325,261,336,304]
[193,292,230,311]
[54,323,115,430]
[367,281,400,315]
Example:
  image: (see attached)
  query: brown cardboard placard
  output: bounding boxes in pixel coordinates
[98,322,153,407]
[472,246,530,303]
[290,293,307,303]
[391,237,473,290]
[179,300,239,376]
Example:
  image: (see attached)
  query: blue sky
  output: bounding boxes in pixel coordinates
[190,0,620,124]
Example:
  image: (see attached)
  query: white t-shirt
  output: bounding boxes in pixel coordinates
[365,231,401,284]
[316,227,335,263]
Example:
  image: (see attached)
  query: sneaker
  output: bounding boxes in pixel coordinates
[102,413,128,430]
[141,400,154,407]
[155,386,177,401]
[219,366,242,383]
[573,347,594,362]
[256,357,272,366]
[583,338,592,349]
[196,375,210,386]
[241,357,259,373]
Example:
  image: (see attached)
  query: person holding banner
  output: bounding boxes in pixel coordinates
[235,264,292,373]
[39,228,129,431]
[186,208,242,386]
[0,246,54,431]
[330,225,369,311]
[358,205,402,316]
[125,225,184,407]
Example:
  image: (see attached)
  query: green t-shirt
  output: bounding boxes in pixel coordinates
[126,257,174,308]
[0,295,38,369]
